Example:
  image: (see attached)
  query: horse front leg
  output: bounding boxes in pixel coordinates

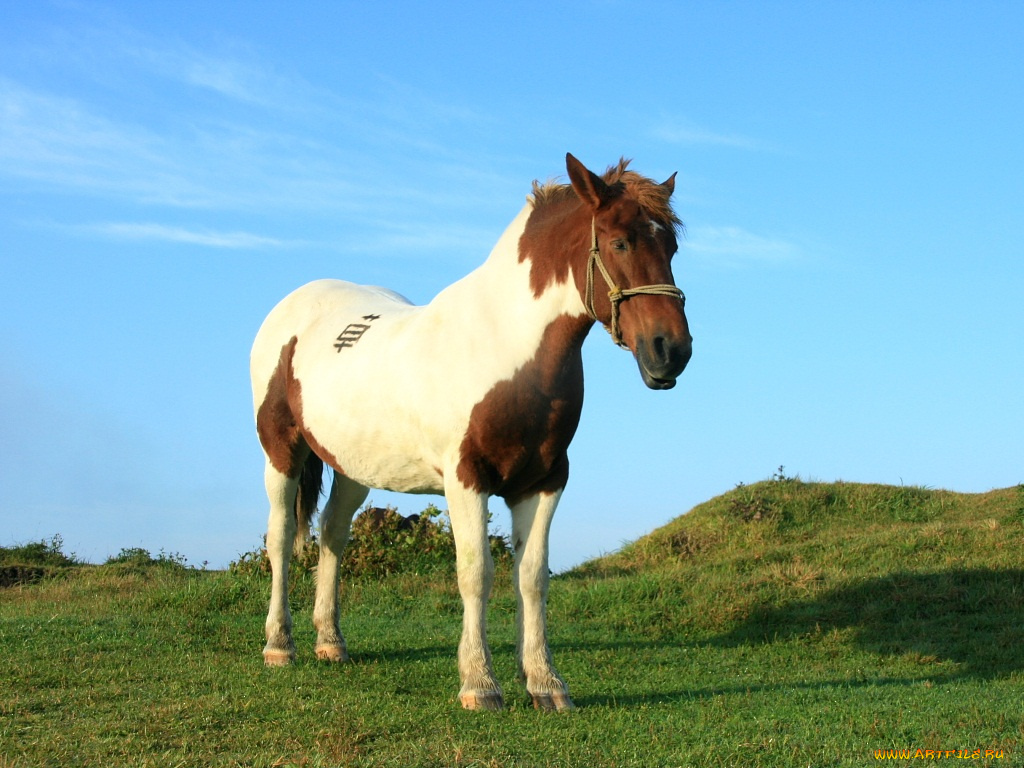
[263,461,298,666]
[313,474,367,662]
[445,478,502,710]
[510,489,574,711]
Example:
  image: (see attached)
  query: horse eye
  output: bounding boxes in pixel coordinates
[611,239,628,252]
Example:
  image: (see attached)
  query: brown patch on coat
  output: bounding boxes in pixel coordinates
[517,194,590,299]
[456,313,591,505]
[518,158,681,304]
[256,336,345,477]
[256,336,307,476]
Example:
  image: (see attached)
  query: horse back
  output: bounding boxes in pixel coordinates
[251,279,413,396]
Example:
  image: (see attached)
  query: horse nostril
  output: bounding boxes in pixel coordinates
[653,335,668,364]
[637,333,690,387]
[657,334,691,373]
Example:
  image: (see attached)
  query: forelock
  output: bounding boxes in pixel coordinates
[529,158,682,233]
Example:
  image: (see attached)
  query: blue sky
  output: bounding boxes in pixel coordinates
[2,1,1022,572]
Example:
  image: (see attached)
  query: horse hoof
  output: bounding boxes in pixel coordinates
[459,691,504,711]
[315,644,349,663]
[263,648,295,667]
[531,692,575,712]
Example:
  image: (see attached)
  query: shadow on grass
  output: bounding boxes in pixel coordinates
[571,676,940,709]
[297,569,1023,708]
[567,569,1024,707]
[714,568,1024,680]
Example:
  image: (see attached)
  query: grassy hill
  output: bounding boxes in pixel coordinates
[2,480,1022,766]
[572,479,1024,675]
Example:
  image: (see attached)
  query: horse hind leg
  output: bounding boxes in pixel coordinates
[313,472,368,662]
[263,460,300,666]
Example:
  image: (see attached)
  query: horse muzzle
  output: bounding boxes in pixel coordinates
[634,333,692,390]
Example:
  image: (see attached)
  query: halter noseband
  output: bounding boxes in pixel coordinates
[584,218,686,348]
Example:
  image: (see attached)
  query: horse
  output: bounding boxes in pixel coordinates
[250,153,692,711]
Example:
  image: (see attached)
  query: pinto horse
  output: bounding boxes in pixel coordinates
[250,153,692,711]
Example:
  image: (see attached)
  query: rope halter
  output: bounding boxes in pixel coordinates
[584,217,686,348]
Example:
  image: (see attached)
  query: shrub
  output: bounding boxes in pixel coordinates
[0,535,80,567]
[0,535,81,587]
[230,503,512,580]
[104,547,192,569]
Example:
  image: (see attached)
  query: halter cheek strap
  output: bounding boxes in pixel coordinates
[584,218,686,348]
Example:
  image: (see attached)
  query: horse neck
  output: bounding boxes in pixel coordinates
[429,202,594,357]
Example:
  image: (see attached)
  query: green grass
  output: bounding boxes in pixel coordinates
[2,481,1022,767]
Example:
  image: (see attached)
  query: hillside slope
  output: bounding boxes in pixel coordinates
[586,479,1024,575]
[2,480,1022,765]
[563,479,1024,677]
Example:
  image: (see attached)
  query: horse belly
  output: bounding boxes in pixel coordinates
[319,428,445,494]
[300,381,451,494]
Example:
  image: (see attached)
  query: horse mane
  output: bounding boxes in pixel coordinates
[529,158,682,233]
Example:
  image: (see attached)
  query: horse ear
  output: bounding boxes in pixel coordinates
[660,172,677,196]
[566,152,610,211]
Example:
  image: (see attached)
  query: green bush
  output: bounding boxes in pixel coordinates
[0,535,81,587]
[104,547,192,570]
[230,503,512,580]
[0,534,80,567]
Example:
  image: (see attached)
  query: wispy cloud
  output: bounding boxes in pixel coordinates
[0,18,526,257]
[0,66,503,216]
[89,222,289,249]
[166,54,268,104]
[0,74,380,215]
[125,38,309,108]
[0,78,220,205]
[685,225,799,266]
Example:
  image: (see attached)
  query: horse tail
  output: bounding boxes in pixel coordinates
[293,453,323,556]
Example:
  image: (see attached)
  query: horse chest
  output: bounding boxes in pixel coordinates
[455,343,584,503]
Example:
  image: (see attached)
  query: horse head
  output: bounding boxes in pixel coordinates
[566,153,692,390]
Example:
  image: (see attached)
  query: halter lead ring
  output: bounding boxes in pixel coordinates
[584,218,685,348]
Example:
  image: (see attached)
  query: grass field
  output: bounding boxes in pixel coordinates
[2,479,1022,767]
